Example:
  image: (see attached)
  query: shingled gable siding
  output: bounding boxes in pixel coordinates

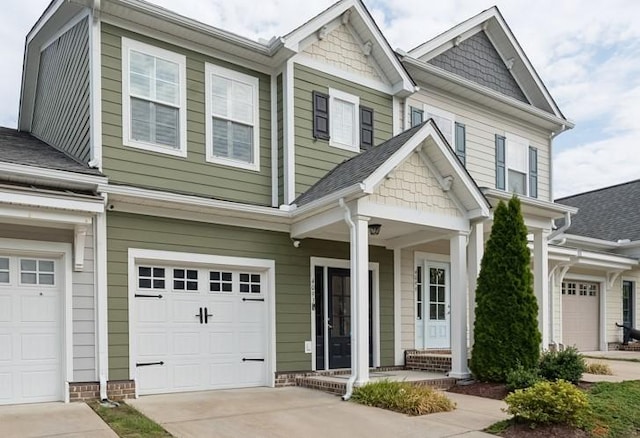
[101,24,272,205]
[106,212,394,379]
[407,87,552,201]
[293,63,393,198]
[32,17,91,163]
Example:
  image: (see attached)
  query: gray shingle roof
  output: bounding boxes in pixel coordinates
[293,123,425,206]
[0,127,101,176]
[555,179,640,242]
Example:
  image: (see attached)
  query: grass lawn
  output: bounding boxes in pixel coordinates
[89,401,173,438]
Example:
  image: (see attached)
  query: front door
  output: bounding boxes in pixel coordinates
[425,263,450,349]
[320,267,373,370]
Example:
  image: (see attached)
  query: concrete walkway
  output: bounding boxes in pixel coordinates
[582,351,640,383]
[129,387,508,438]
[0,402,117,438]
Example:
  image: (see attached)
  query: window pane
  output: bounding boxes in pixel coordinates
[21,273,37,284]
[39,261,54,272]
[156,58,179,84]
[0,272,8,283]
[231,81,253,124]
[187,270,198,280]
[154,104,179,148]
[139,267,151,277]
[153,268,165,277]
[332,99,355,146]
[508,170,526,195]
[130,51,154,77]
[430,286,437,302]
[212,118,253,164]
[0,258,7,270]
[211,75,231,118]
[139,278,152,288]
[174,269,185,279]
[21,259,36,271]
[156,80,179,106]
[212,118,230,157]
[130,73,152,98]
[131,98,152,142]
[39,274,54,285]
[231,123,253,161]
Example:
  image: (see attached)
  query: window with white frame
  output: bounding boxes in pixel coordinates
[122,38,187,156]
[424,105,455,145]
[329,88,360,151]
[0,257,8,283]
[205,64,260,171]
[506,133,529,196]
[20,259,55,286]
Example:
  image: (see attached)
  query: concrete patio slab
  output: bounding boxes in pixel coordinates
[0,402,117,438]
[130,386,507,438]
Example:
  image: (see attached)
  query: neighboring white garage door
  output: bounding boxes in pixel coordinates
[133,262,268,395]
[562,281,599,351]
[0,256,62,405]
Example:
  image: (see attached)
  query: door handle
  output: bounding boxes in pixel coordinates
[195,307,203,324]
[204,307,213,324]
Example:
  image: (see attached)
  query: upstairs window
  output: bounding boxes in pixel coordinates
[313,89,373,152]
[205,64,260,171]
[410,106,423,127]
[495,133,538,197]
[122,38,187,157]
[424,105,454,145]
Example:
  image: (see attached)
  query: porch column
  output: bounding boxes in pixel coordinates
[353,215,370,386]
[450,232,470,379]
[533,229,550,349]
[467,222,484,348]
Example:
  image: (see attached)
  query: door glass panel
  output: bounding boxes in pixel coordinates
[623,281,634,327]
[428,268,446,321]
[416,266,423,320]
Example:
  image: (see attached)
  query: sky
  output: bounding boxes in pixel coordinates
[1,1,639,198]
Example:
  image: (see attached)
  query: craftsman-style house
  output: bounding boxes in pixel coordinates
[0,0,636,405]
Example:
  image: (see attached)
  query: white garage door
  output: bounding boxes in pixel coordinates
[133,263,268,395]
[0,256,62,405]
[562,281,599,351]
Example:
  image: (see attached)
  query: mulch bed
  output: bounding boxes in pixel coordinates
[447,381,509,400]
[495,423,590,438]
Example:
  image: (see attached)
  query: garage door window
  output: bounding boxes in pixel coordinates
[563,281,598,297]
[210,271,233,292]
[562,282,577,295]
[0,257,8,283]
[173,268,198,291]
[239,273,261,293]
[138,266,165,289]
[20,259,55,285]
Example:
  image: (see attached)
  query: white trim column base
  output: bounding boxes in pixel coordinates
[450,232,470,379]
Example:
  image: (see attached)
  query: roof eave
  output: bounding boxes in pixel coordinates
[482,188,578,220]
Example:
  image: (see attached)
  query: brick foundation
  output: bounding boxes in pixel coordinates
[275,366,404,387]
[107,380,136,400]
[405,350,452,373]
[69,382,101,402]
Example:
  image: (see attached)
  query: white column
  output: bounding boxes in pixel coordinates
[449,232,470,379]
[95,211,109,400]
[533,229,550,349]
[353,215,370,386]
[393,249,403,366]
[467,222,484,348]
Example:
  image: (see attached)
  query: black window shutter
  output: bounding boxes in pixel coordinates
[529,146,538,198]
[360,106,374,150]
[495,134,506,190]
[410,107,423,127]
[454,122,466,166]
[312,91,330,140]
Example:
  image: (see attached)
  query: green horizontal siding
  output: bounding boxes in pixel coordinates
[106,212,394,380]
[101,24,272,205]
[293,63,393,198]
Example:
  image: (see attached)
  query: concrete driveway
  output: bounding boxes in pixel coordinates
[129,387,507,438]
[583,351,640,382]
[0,402,117,438]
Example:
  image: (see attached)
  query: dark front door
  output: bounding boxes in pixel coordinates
[328,268,372,369]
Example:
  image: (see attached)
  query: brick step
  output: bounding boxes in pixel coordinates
[295,374,457,397]
[405,350,452,373]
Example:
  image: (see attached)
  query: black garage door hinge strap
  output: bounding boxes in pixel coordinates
[242,358,265,362]
[136,361,165,367]
[135,294,163,299]
[242,298,265,302]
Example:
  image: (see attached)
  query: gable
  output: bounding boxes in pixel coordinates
[428,31,528,104]
[369,152,462,218]
[302,24,384,82]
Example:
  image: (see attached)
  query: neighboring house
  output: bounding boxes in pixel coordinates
[0,0,631,406]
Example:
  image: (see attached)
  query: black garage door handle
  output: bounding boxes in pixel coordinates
[136,361,164,367]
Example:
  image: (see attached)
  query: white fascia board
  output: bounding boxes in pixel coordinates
[283,0,353,52]
[561,234,621,249]
[402,57,574,129]
[290,184,364,219]
[482,188,578,217]
[0,189,105,214]
[102,184,288,219]
[548,245,638,268]
[0,162,107,188]
[408,7,496,59]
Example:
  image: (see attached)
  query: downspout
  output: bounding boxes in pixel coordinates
[549,124,567,202]
[339,198,358,401]
[548,211,571,243]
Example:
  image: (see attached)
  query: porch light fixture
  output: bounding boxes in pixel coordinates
[368,224,382,236]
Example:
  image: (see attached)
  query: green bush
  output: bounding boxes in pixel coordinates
[505,380,589,426]
[506,364,542,392]
[351,380,455,416]
[470,197,541,382]
[539,347,586,384]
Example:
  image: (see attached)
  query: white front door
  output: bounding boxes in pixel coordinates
[133,264,268,395]
[0,256,62,405]
[415,261,450,350]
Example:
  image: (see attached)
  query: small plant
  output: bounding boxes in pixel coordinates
[351,380,455,416]
[539,347,586,383]
[505,380,589,426]
[505,364,542,391]
[585,362,613,375]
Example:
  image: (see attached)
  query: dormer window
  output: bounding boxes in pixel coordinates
[122,38,187,157]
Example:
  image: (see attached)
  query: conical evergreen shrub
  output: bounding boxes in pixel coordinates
[469,196,541,382]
